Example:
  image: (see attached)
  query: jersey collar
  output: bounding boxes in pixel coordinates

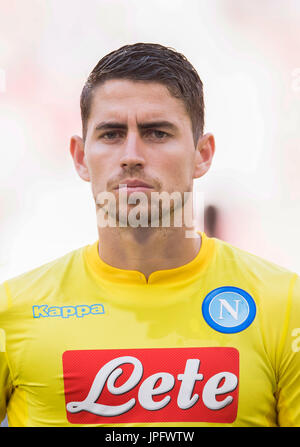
[84,231,216,285]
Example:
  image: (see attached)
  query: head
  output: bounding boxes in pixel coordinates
[80,43,205,146]
[70,43,215,227]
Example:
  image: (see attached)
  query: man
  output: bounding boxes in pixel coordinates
[0,43,299,427]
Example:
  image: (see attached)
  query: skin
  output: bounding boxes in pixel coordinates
[70,79,215,281]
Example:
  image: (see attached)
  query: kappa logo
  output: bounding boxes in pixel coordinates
[62,347,239,424]
[32,304,105,319]
[202,286,256,334]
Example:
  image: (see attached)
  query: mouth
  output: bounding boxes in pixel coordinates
[113,179,154,192]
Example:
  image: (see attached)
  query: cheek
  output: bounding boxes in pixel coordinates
[157,151,194,185]
[85,151,110,196]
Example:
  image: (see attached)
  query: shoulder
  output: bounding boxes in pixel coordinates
[211,236,298,307]
[0,244,90,311]
[213,236,297,281]
[214,236,295,276]
[211,237,300,363]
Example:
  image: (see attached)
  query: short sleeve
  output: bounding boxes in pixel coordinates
[276,274,300,426]
[0,284,14,423]
[0,338,13,422]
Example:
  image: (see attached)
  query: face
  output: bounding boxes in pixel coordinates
[70,79,214,227]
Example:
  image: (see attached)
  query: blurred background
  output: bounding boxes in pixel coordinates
[0,0,300,426]
[1,0,300,282]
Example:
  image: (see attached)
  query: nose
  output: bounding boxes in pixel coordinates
[119,131,145,170]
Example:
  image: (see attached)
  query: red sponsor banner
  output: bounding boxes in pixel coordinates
[62,347,239,424]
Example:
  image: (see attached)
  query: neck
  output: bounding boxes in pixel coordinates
[97,226,201,281]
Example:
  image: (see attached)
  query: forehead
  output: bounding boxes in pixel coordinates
[88,79,190,123]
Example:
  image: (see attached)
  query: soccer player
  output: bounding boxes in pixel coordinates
[0,43,299,427]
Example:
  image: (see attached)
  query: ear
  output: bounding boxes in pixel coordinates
[193,133,215,179]
[69,135,90,182]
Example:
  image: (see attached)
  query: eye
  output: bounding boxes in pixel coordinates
[100,130,124,140]
[145,130,169,140]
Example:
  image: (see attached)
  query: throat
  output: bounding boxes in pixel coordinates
[97,227,201,278]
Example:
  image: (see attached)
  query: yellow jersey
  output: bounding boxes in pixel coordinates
[0,232,299,427]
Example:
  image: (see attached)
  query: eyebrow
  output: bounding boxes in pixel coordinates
[94,120,178,132]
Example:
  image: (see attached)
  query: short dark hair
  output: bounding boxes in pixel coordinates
[80,43,204,145]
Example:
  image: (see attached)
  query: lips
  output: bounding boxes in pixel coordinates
[113,179,153,189]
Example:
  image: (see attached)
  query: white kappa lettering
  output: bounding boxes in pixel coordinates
[32,304,105,319]
[66,356,238,417]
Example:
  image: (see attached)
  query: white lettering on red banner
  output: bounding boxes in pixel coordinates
[62,347,239,424]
